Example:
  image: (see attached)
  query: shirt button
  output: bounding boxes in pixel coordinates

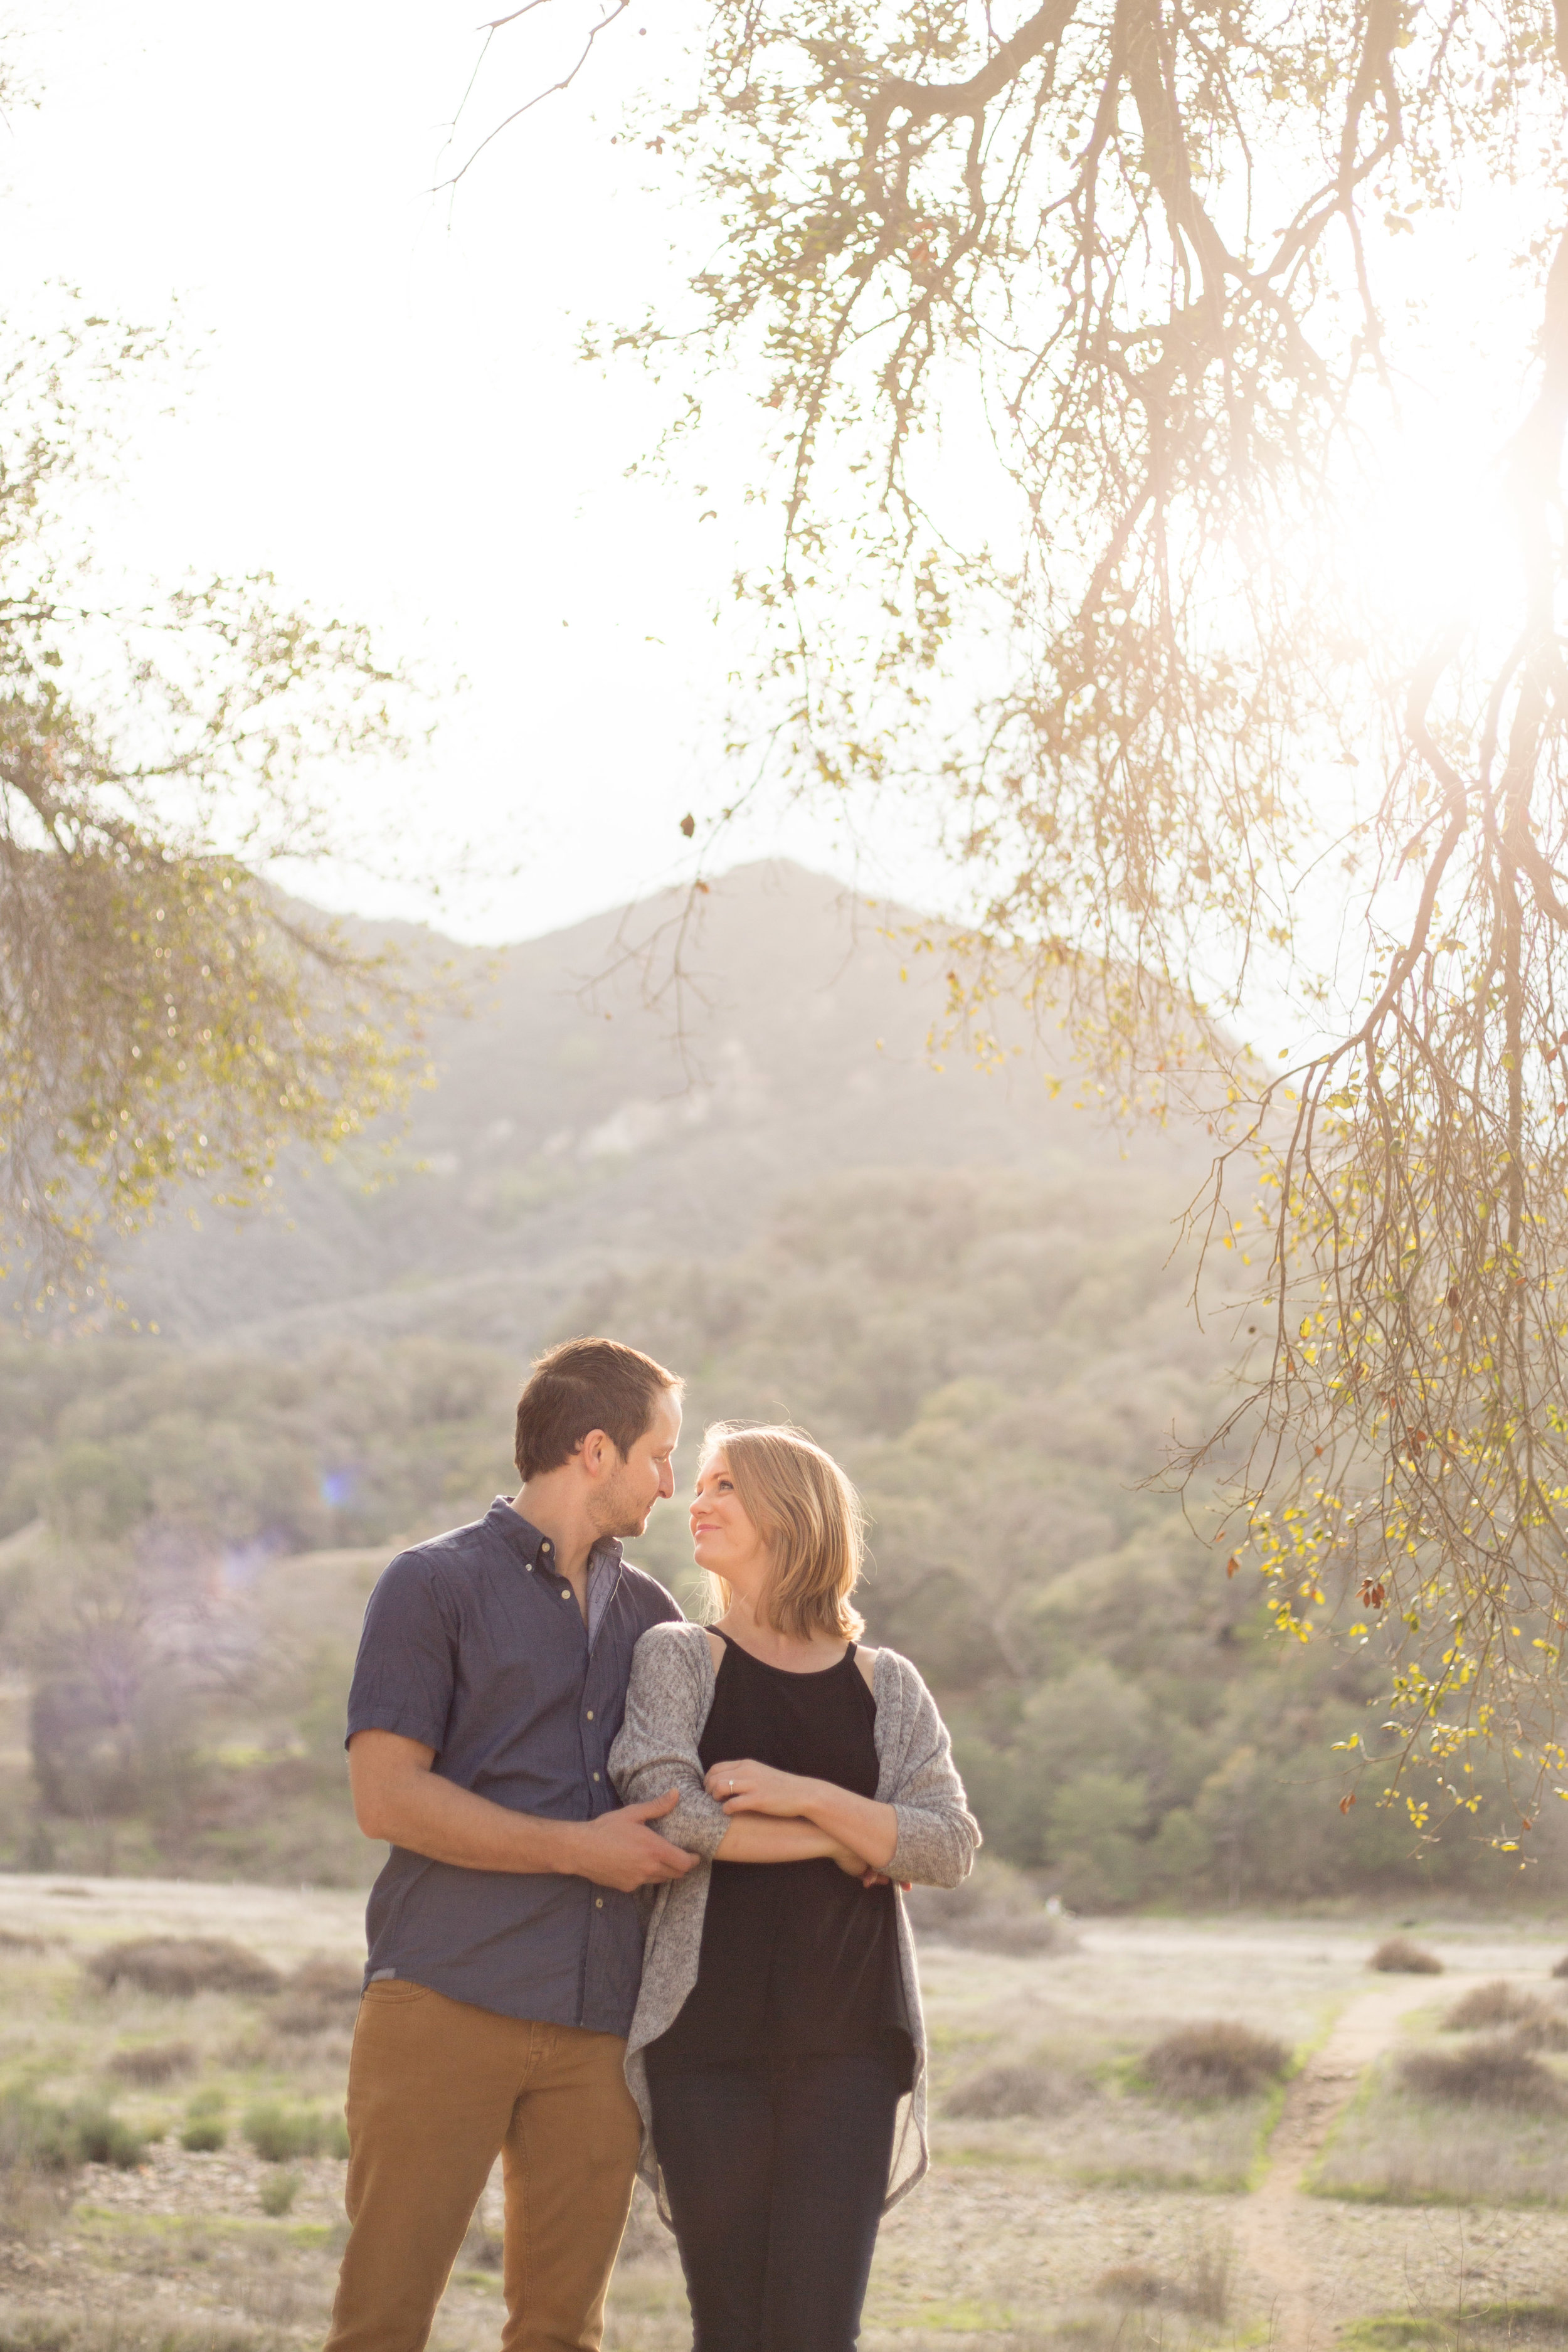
[560,1587,571,1599]
[592,1772,601,1782]
[585,1709,594,1721]
[595,1897,604,1909]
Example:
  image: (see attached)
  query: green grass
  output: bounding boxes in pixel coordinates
[1343,2304,1568,2350]
[1311,2057,1568,2209]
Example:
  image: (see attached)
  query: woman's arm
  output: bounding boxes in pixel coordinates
[706,1660,982,1887]
[609,1631,734,1860]
[877,1663,982,1888]
[608,1631,866,1870]
[712,1814,864,1867]
[707,1760,899,1869]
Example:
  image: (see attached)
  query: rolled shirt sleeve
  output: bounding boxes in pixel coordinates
[346,1550,458,1756]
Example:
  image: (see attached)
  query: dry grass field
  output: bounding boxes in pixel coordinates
[1,1878,1568,2351]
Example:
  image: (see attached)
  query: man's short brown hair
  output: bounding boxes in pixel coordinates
[514,1337,682,1481]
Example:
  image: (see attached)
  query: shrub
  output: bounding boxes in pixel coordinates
[258,2169,301,2217]
[0,2090,80,2175]
[904,1859,1078,1956]
[0,2165,70,2246]
[1370,1936,1443,1975]
[1443,1981,1547,2032]
[180,2116,227,2154]
[618,2181,668,2264]
[242,2102,323,2163]
[1510,2013,1568,2053]
[71,2106,146,2169]
[1095,2247,1231,2323]
[1096,2265,1173,2307]
[273,1954,364,2036]
[0,2089,142,2173]
[462,2215,504,2270]
[86,1938,281,1999]
[1399,2037,1564,2109]
[0,2326,275,2352]
[1144,2022,1290,2102]
[289,1954,364,2002]
[945,2062,1072,2120]
[109,2040,197,2086]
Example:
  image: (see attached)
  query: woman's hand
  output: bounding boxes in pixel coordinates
[705,1759,818,1818]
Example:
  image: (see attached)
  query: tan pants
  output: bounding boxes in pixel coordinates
[323,1981,642,2352]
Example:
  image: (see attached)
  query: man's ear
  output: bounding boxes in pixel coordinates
[580,1428,615,1480]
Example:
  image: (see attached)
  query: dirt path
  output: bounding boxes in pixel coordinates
[1231,1976,1447,2351]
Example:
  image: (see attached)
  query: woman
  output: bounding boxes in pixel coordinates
[608,1421,980,2352]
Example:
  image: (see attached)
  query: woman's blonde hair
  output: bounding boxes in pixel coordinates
[701,1421,867,1641]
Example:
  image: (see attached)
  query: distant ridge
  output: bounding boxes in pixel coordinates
[110,860,1200,1349]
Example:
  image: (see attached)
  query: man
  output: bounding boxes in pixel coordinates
[324,1335,697,2352]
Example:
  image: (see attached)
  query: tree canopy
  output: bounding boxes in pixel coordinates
[0,286,425,1316]
[482,0,1568,1812]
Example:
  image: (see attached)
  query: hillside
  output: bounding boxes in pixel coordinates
[3,861,1550,1907]
[3,1159,1557,1905]
[105,859,1199,1349]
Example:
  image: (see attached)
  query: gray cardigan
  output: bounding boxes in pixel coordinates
[607,1619,981,2220]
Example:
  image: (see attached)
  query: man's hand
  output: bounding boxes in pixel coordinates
[569,1792,701,1892]
[347,1732,697,1887]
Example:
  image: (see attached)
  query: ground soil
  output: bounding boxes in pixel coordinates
[2,1881,1567,2349]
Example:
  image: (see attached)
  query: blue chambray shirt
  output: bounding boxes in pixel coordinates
[346,1496,682,2033]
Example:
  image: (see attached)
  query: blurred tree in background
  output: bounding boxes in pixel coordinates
[0,1337,517,1879]
[3,1168,1549,1898]
[0,43,429,1313]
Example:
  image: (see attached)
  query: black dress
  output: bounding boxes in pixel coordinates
[649,1630,911,2082]
[645,1631,916,2351]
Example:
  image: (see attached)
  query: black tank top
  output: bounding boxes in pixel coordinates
[650,1632,911,2078]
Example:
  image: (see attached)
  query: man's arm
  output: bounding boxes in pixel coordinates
[348,1730,699,1895]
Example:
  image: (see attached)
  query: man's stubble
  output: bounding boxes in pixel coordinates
[590,1461,660,1544]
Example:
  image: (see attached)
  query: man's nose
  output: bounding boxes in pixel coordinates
[660,1462,676,1498]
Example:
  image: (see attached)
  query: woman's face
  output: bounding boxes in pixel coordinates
[691,1451,770,1588]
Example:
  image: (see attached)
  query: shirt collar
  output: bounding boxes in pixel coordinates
[488,1498,624,1582]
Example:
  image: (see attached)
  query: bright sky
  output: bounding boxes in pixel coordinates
[1,0,918,945]
[1,2,1544,1004]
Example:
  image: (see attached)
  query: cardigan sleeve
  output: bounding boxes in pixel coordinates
[608,1624,733,1863]
[882,1658,982,1889]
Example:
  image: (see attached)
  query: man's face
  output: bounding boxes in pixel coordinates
[591,1391,682,1539]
